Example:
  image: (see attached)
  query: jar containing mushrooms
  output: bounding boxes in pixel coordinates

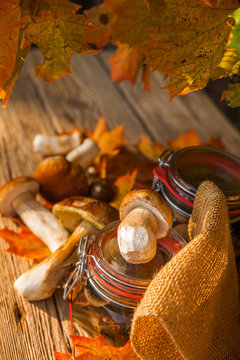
[64,190,187,347]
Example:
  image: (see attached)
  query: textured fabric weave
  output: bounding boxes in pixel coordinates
[131,181,240,359]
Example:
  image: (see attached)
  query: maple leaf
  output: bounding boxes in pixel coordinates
[111,169,138,209]
[108,42,150,89]
[54,335,140,360]
[168,129,202,151]
[143,0,238,98]
[90,117,126,161]
[138,134,166,162]
[19,0,98,82]
[0,224,50,262]
[207,137,227,151]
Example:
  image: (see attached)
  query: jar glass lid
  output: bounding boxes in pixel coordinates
[92,221,186,287]
[170,146,240,199]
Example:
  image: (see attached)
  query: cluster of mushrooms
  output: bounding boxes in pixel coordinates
[0,131,173,302]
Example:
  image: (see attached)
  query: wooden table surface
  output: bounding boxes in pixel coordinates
[0,48,240,360]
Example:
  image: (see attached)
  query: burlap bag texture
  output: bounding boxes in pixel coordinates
[131,181,240,360]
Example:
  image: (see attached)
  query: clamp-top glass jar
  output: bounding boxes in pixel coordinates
[152,146,240,224]
[65,221,186,347]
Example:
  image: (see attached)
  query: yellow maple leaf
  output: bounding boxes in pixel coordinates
[168,129,202,151]
[138,134,166,162]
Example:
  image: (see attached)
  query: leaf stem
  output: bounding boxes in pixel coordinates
[33,0,40,17]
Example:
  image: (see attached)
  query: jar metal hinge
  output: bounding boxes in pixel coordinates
[63,235,95,300]
[152,149,173,192]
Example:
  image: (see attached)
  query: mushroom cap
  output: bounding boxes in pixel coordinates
[34,156,88,203]
[119,189,173,238]
[52,196,119,232]
[0,176,39,217]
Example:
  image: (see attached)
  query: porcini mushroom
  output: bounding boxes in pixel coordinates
[0,177,69,252]
[34,156,88,203]
[118,189,173,264]
[66,138,99,169]
[33,131,81,156]
[14,196,118,301]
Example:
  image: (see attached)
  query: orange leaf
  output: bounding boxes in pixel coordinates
[54,352,72,360]
[0,225,50,262]
[168,129,202,151]
[206,137,227,151]
[109,42,145,87]
[91,116,107,142]
[111,169,138,209]
[138,134,166,162]
[73,335,140,359]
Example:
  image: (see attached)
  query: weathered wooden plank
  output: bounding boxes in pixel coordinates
[0,47,239,360]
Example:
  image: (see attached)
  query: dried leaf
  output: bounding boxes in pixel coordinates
[144,0,238,98]
[222,83,240,107]
[74,335,140,359]
[19,0,98,82]
[91,116,107,142]
[111,169,138,209]
[168,129,202,152]
[108,42,146,87]
[54,352,72,360]
[138,134,166,162]
[207,137,227,151]
[0,224,50,262]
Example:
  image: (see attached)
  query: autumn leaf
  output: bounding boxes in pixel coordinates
[138,134,166,162]
[0,224,50,262]
[54,335,140,359]
[207,137,227,151]
[54,352,72,360]
[168,129,202,151]
[144,0,238,98]
[111,169,138,209]
[108,42,149,88]
[19,1,98,82]
[91,116,107,142]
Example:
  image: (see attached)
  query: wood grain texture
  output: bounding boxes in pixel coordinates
[0,48,239,360]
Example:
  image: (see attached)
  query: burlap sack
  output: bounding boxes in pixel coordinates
[131,181,240,359]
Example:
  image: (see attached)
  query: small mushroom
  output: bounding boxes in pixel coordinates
[118,189,173,264]
[66,138,99,169]
[14,197,119,301]
[33,131,81,156]
[34,156,88,203]
[0,176,69,252]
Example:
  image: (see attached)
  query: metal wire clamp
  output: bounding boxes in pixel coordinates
[63,235,94,300]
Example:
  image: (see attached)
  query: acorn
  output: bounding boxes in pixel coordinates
[89,179,113,203]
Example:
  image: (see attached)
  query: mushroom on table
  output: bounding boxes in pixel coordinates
[34,156,88,203]
[33,131,82,156]
[0,176,68,252]
[118,189,173,264]
[14,196,119,301]
[66,138,99,169]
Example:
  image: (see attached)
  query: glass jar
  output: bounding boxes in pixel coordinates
[65,221,186,347]
[152,146,240,224]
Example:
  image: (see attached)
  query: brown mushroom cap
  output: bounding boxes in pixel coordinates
[0,176,39,217]
[34,156,88,203]
[52,196,119,232]
[119,189,173,238]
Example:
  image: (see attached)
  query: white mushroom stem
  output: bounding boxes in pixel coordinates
[118,207,158,264]
[66,138,99,169]
[14,220,97,301]
[12,192,69,252]
[33,132,81,156]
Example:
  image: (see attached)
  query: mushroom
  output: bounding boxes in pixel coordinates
[33,131,81,156]
[0,176,69,252]
[66,138,99,169]
[117,189,173,264]
[34,156,88,203]
[14,196,119,301]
